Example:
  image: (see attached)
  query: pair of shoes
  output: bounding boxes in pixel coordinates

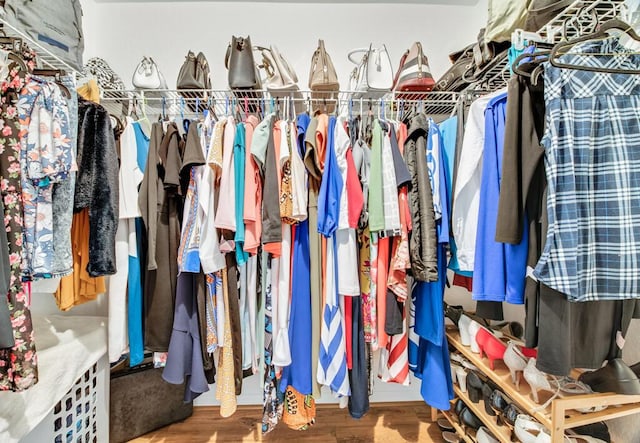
[489,389,521,429]
[579,358,640,395]
[451,363,468,393]
[516,414,609,443]
[466,371,499,417]
[476,327,507,370]
[503,340,537,390]
[452,398,482,431]
[450,352,478,372]
[523,359,606,412]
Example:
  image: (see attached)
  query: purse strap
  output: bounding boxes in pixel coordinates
[348,48,369,65]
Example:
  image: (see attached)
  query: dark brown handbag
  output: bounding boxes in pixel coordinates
[225,35,261,89]
[176,50,211,90]
[433,44,475,92]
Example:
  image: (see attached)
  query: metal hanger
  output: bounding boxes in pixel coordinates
[550,19,640,74]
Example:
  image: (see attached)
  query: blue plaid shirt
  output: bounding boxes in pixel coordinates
[534,37,640,302]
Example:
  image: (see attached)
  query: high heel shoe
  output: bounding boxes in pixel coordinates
[468,320,483,354]
[514,414,549,443]
[475,327,507,370]
[523,358,559,405]
[456,366,468,393]
[504,341,537,390]
[459,407,483,431]
[466,371,484,404]
[524,359,605,412]
[458,314,472,346]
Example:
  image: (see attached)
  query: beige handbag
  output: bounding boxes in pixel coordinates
[260,45,298,92]
[485,0,531,43]
[309,39,339,112]
[260,45,304,113]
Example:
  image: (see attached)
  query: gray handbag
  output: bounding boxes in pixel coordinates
[225,35,261,89]
[2,0,84,71]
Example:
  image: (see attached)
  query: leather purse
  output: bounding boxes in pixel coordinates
[348,44,393,98]
[176,51,211,90]
[225,35,261,89]
[433,44,475,92]
[309,39,339,112]
[392,42,435,94]
[132,56,167,90]
[260,45,298,92]
[524,0,573,32]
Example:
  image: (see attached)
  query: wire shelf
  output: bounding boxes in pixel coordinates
[100,89,461,118]
[470,0,626,92]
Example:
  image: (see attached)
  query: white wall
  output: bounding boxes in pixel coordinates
[80,0,488,92]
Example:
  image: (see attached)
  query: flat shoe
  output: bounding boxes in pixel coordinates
[437,418,454,432]
[442,431,461,443]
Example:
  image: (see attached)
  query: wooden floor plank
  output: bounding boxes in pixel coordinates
[128,402,446,442]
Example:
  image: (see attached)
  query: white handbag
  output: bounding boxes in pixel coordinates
[132,56,168,90]
[348,45,393,98]
[260,45,298,92]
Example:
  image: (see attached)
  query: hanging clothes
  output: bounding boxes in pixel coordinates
[0,50,38,391]
[473,92,528,305]
[138,122,182,351]
[74,97,119,276]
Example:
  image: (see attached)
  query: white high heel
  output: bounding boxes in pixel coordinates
[456,366,468,393]
[458,314,472,346]
[514,414,549,443]
[468,320,483,354]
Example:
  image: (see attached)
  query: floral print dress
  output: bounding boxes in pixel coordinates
[0,50,38,391]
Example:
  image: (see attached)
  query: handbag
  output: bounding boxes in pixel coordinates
[524,0,573,32]
[82,57,126,91]
[485,0,530,43]
[225,35,261,90]
[259,45,298,92]
[348,44,393,98]
[309,39,339,112]
[392,42,435,94]
[433,44,475,92]
[308,39,339,92]
[132,56,167,90]
[282,385,316,431]
[176,50,211,90]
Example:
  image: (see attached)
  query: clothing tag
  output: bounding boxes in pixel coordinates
[526,266,538,282]
[153,352,167,368]
[616,331,626,350]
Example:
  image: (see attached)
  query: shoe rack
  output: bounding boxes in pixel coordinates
[437,327,640,443]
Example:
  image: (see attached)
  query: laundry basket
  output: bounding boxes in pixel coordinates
[20,353,109,443]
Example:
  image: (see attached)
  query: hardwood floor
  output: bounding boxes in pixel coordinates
[129,402,446,442]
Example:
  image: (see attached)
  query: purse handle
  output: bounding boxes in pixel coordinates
[347,48,369,65]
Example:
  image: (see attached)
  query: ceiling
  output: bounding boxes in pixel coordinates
[94,0,479,4]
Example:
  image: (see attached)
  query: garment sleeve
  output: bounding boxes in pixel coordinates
[87,106,119,276]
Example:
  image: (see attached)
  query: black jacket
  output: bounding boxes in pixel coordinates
[404,114,438,282]
[75,98,119,276]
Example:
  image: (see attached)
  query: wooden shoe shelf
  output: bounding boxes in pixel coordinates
[437,327,640,443]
